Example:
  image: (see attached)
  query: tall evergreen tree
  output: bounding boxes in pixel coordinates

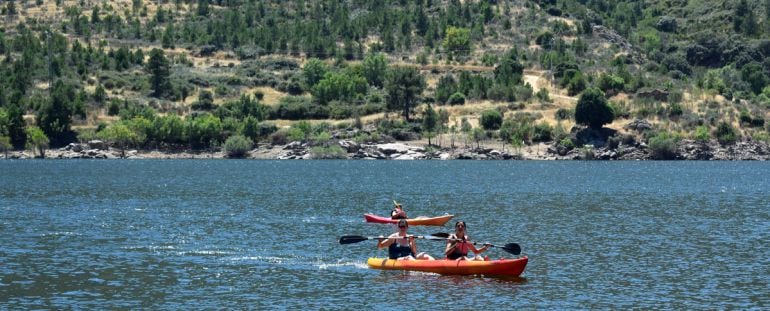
[146,48,171,98]
[302,58,328,89]
[5,104,26,149]
[422,103,438,146]
[37,81,78,147]
[385,66,426,121]
[197,0,210,17]
[734,0,750,33]
[362,53,388,88]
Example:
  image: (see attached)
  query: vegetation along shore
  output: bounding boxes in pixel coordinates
[2,1,770,160]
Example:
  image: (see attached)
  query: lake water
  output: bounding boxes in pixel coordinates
[1,160,768,309]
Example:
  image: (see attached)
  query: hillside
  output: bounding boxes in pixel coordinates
[1,0,769,159]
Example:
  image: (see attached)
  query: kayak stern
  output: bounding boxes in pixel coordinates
[366,257,528,277]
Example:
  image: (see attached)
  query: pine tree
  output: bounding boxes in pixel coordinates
[422,104,438,146]
[146,49,171,98]
[37,81,77,147]
[385,66,426,121]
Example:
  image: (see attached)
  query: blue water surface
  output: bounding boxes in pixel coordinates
[0,160,768,309]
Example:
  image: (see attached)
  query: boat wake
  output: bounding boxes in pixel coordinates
[317,260,368,270]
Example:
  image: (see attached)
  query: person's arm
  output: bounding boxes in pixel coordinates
[377,234,396,249]
[444,234,458,256]
[466,236,490,254]
[468,242,489,254]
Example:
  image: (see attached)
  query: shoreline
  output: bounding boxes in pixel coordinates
[3,139,770,161]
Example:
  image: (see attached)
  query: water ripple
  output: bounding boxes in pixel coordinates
[1,160,769,308]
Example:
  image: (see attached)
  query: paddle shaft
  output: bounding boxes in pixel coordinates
[442,236,521,255]
[446,238,492,248]
[339,234,445,245]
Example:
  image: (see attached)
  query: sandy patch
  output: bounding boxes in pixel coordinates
[252,87,286,106]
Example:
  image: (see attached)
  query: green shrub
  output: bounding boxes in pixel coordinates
[353,132,380,144]
[669,103,684,118]
[188,113,223,149]
[335,122,351,130]
[448,92,466,105]
[192,90,216,111]
[241,116,261,141]
[752,131,770,143]
[714,121,738,145]
[357,103,386,116]
[257,122,278,138]
[597,73,625,95]
[480,110,503,130]
[609,101,630,119]
[739,110,752,125]
[76,128,98,143]
[559,137,575,149]
[107,100,121,116]
[514,84,534,101]
[581,145,595,160]
[310,145,347,159]
[533,122,553,142]
[694,126,710,142]
[555,108,572,120]
[606,134,622,149]
[287,127,306,142]
[328,101,354,119]
[312,131,332,144]
[499,113,538,144]
[270,130,289,145]
[648,132,678,160]
[223,135,253,158]
[271,96,329,119]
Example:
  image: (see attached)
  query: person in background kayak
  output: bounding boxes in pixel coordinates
[377,219,434,260]
[391,201,407,219]
[445,221,489,261]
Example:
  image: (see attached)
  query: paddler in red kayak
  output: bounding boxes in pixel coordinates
[391,200,407,219]
[445,221,490,261]
[377,219,434,260]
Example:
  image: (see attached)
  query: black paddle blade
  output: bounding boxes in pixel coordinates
[501,243,521,255]
[339,235,368,244]
[431,232,450,238]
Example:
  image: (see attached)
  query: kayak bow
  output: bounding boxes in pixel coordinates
[366,257,528,277]
[363,214,454,226]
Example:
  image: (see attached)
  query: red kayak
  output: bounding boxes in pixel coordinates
[363,214,454,226]
[367,257,528,277]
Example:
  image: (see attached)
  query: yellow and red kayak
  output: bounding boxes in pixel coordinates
[366,257,528,277]
[363,214,454,226]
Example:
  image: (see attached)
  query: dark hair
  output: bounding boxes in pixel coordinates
[398,219,408,227]
[455,221,466,229]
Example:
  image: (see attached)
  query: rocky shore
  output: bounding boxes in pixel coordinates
[3,138,769,161]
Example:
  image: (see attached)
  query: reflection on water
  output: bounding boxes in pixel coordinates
[1,160,769,308]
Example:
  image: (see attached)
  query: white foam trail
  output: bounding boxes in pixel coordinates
[122,245,176,251]
[179,250,234,256]
[42,231,81,237]
[317,261,368,270]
